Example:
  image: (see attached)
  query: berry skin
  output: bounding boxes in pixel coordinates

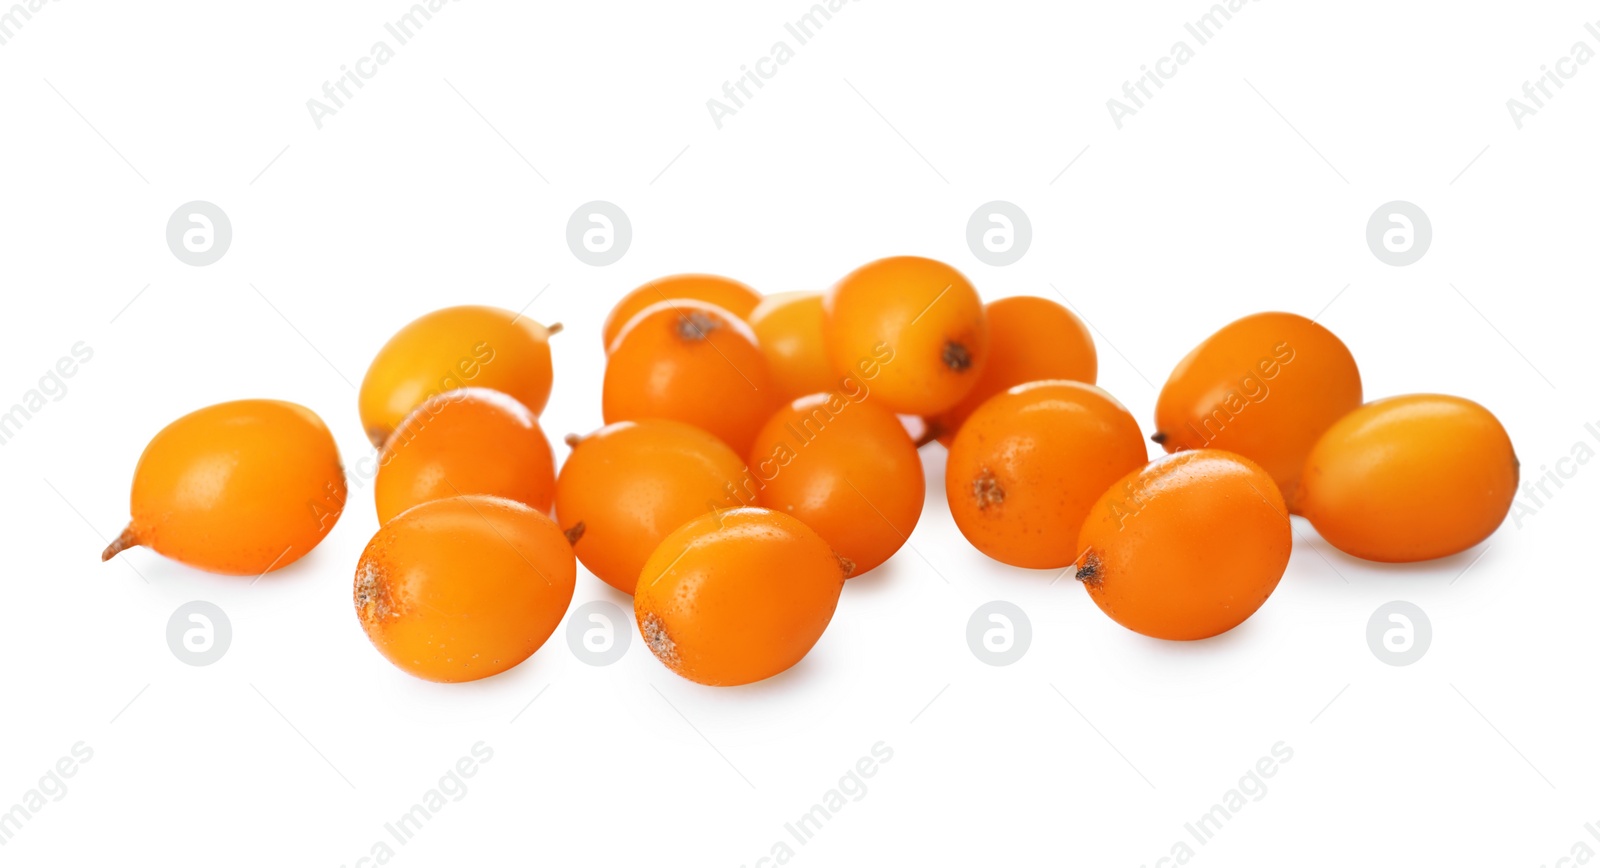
[1299,394,1517,563]
[602,300,779,455]
[634,508,845,686]
[823,256,988,416]
[749,291,837,403]
[554,419,747,595]
[102,399,346,575]
[355,495,575,683]
[374,387,555,525]
[748,392,924,577]
[1153,312,1360,511]
[927,295,1097,446]
[602,274,762,352]
[1076,450,1291,641]
[946,381,1147,569]
[361,305,557,448]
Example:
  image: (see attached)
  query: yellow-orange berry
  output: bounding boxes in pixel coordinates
[554,419,747,594]
[823,256,988,416]
[748,392,924,576]
[375,388,555,525]
[102,399,345,575]
[1076,450,1291,641]
[1300,394,1517,562]
[634,508,844,686]
[946,381,1146,569]
[360,305,557,448]
[355,495,575,683]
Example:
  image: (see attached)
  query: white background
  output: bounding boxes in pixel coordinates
[2,0,1597,865]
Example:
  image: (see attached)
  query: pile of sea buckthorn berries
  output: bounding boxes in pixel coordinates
[101,256,1518,685]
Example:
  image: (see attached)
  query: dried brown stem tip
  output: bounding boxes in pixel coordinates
[101,526,140,562]
[545,322,564,336]
[1074,552,1101,586]
[563,522,586,546]
[971,469,1005,510]
[563,433,583,449]
[942,340,973,372]
[836,552,857,579]
[676,311,719,341]
[1150,431,1168,445]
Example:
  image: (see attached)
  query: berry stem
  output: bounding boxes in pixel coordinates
[912,419,943,449]
[1074,551,1102,585]
[101,525,140,562]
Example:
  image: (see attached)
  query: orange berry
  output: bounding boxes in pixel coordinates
[360,305,557,448]
[749,291,837,402]
[1153,312,1360,511]
[554,419,746,594]
[748,392,924,576]
[1300,394,1517,563]
[102,400,346,575]
[823,256,988,416]
[634,508,844,686]
[355,495,575,683]
[374,388,555,525]
[1076,450,1291,641]
[602,274,762,351]
[946,381,1146,569]
[928,295,1097,445]
[602,300,779,455]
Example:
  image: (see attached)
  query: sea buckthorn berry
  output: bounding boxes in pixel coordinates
[946,381,1146,569]
[823,256,988,416]
[1153,312,1360,512]
[602,273,762,352]
[554,419,747,595]
[101,399,346,575]
[355,495,575,683]
[602,300,779,454]
[927,295,1097,446]
[1076,450,1291,641]
[749,291,837,402]
[1300,394,1517,563]
[374,388,555,525]
[360,305,557,448]
[634,508,845,686]
[748,392,924,577]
